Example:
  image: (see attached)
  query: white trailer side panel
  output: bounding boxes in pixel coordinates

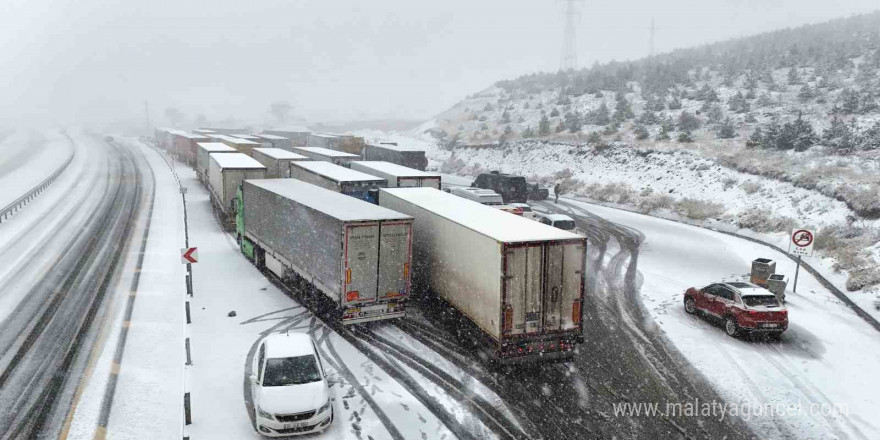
[379,191,503,340]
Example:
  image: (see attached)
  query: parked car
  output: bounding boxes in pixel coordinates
[508,202,537,220]
[496,205,524,216]
[527,182,549,201]
[684,282,788,338]
[249,333,334,437]
[536,213,577,232]
[472,171,529,203]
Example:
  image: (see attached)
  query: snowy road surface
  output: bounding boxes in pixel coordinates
[176,154,515,440]
[6,134,873,440]
[0,130,74,211]
[537,198,880,440]
[0,132,149,439]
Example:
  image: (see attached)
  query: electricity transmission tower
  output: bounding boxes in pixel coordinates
[559,0,583,71]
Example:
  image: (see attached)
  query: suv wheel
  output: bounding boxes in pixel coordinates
[684,297,696,314]
[724,316,740,337]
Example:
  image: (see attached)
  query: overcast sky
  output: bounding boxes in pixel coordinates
[0,0,878,128]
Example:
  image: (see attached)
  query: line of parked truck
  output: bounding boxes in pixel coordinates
[155,127,585,362]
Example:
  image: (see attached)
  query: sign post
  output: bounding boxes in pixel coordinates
[788,228,816,293]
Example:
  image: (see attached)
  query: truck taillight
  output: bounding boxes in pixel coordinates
[345,268,351,284]
[572,300,582,324]
[503,306,513,333]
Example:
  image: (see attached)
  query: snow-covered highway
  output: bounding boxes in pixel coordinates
[0,132,151,439]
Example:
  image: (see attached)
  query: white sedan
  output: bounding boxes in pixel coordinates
[250,332,333,437]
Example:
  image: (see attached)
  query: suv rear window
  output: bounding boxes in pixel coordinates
[554,220,576,231]
[743,296,780,307]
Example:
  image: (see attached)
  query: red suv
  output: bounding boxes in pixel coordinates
[684,282,788,337]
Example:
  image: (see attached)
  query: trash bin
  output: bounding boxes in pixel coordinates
[767,274,788,302]
[750,258,776,287]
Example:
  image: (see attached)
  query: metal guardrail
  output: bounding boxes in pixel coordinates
[0,146,75,224]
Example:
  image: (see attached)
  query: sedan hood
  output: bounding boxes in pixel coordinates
[257,380,328,415]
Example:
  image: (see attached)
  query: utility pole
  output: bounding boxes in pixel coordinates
[144,100,151,131]
[560,0,582,71]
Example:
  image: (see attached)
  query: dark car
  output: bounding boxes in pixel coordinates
[684,282,788,338]
[472,171,528,203]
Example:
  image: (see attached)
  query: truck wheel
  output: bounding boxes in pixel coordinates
[724,316,740,337]
[684,297,696,314]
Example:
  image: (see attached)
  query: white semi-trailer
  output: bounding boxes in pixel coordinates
[290,161,387,204]
[349,161,441,189]
[379,187,586,363]
[292,146,360,166]
[196,142,238,182]
[237,179,413,324]
[208,153,266,220]
[251,147,309,178]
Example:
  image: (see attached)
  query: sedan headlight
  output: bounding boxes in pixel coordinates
[317,399,331,414]
[257,406,275,420]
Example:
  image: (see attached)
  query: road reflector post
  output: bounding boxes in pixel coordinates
[185,301,191,324]
[185,338,192,366]
[184,392,192,425]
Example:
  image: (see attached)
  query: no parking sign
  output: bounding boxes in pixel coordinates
[788,228,816,257]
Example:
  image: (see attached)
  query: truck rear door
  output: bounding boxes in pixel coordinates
[377,221,412,300]
[544,241,585,331]
[505,244,544,335]
[343,223,380,305]
[398,177,417,187]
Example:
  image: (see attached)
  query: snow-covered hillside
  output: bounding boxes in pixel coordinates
[390,12,880,296]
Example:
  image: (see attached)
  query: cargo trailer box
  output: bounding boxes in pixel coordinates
[263,129,310,148]
[256,134,292,150]
[196,142,238,182]
[202,127,250,135]
[173,132,210,166]
[379,187,586,363]
[350,161,441,189]
[239,179,413,325]
[292,147,360,166]
[251,147,309,178]
[208,153,266,215]
[290,161,386,204]
[231,134,261,142]
[363,143,429,171]
[219,136,261,156]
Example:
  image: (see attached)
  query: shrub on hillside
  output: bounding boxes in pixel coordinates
[846,268,880,291]
[735,209,795,233]
[674,198,726,220]
[739,180,763,194]
[637,193,675,213]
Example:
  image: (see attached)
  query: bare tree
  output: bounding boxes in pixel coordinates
[164,107,185,127]
[269,101,293,125]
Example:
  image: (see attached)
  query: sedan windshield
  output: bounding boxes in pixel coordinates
[554,220,576,231]
[262,355,322,387]
[743,296,780,307]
